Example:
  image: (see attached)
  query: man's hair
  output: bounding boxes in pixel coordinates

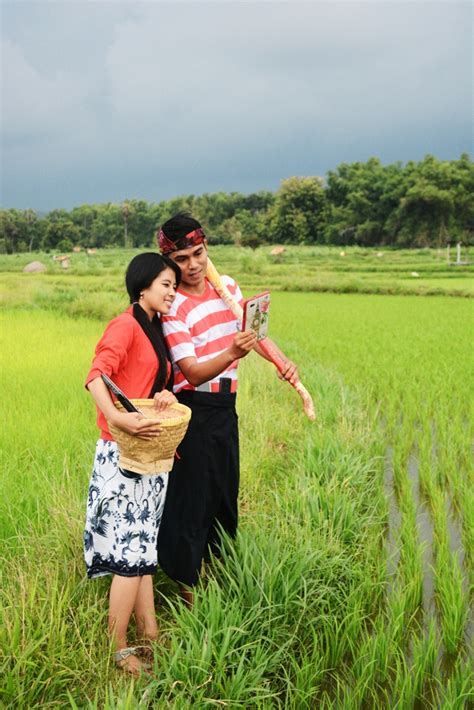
[160,212,202,243]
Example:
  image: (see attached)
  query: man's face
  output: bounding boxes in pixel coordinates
[169,240,208,291]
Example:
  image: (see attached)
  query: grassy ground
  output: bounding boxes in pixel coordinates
[0,247,472,707]
[0,245,473,306]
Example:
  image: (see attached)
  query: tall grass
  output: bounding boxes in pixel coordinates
[1,309,385,707]
[1,255,471,706]
[1,245,473,300]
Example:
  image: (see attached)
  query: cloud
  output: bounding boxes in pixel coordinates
[1,1,472,210]
[2,39,93,141]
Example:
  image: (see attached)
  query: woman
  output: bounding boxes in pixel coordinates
[84,252,180,676]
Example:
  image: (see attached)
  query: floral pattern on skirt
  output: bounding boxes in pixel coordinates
[84,439,168,579]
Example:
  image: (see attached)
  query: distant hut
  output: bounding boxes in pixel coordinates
[270,246,286,256]
[55,255,70,269]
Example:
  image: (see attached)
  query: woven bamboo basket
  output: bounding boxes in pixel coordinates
[108,399,191,474]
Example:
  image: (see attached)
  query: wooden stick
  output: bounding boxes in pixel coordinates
[206,258,316,421]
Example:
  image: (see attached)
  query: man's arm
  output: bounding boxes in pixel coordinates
[176,330,257,386]
[254,339,299,385]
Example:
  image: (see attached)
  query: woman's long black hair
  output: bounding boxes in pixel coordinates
[125,253,181,395]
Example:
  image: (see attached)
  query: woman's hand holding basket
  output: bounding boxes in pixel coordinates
[110,411,163,440]
[153,390,178,412]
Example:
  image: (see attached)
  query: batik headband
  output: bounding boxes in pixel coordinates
[157,227,206,254]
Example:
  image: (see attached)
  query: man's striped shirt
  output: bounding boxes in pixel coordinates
[162,276,244,393]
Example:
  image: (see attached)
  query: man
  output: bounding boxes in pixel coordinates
[156,213,297,604]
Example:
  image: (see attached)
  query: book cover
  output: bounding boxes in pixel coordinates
[242,291,270,341]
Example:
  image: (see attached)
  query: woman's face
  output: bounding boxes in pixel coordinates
[140,267,177,319]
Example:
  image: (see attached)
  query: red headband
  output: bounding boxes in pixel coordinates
[157,227,206,254]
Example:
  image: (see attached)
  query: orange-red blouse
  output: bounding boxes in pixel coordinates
[85,306,170,440]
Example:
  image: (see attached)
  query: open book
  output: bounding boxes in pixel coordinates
[242,291,270,341]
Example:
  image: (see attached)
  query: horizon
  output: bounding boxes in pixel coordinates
[4,152,471,215]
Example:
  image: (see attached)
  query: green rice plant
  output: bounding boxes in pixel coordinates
[0,305,388,707]
[460,484,474,581]
[2,245,474,299]
[434,547,469,657]
[417,428,436,500]
[237,248,270,276]
[389,649,419,709]
[409,619,438,702]
[1,253,472,705]
[151,585,284,705]
[437,656,474,709]
[68,683,148,710]
[344,619,393,699]
[279,645,325,709]
[430,487,469,656]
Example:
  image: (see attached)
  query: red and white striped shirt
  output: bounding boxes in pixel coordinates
[162,276,244,393]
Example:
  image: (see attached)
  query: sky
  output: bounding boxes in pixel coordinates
[1,0,472,211]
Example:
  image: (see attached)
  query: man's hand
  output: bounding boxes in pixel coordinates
[228,330,258,360]
[110,412,163,440]
[277,359,299,386]
[153,390,178,412]
[174,330,257,387]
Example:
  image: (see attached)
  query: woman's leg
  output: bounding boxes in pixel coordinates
[134,575,158,641]
[109,575,148,674]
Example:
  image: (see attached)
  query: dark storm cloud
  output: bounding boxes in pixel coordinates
[1,1,471,210]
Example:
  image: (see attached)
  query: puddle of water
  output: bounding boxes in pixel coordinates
[407,453,435,616]
[382,405,473,670]
[384,446,401,587]
[446,499,467,580]
[407,449,471,654]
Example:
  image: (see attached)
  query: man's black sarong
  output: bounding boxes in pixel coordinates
[157,390,239,587]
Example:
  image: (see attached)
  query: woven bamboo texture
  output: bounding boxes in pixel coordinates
[108,399,191,474]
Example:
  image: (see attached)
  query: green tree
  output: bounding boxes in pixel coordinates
[269,177,327,244]
[89,204,123,248]
[70,205,98,247]
[126,200,157,248]
[393,181,454,246]
[387,155,473,246]
[0,208,44,253]
[325,158,404,245]
[0,210,20,253]
[42,218,81,251]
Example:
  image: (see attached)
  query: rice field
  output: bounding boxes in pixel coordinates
[0,247,472,708]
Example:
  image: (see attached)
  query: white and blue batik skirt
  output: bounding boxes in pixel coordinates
[84,439,168,579]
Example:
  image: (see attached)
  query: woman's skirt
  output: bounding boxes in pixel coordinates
[84,439,168,579]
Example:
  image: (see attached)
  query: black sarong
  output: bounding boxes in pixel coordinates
[157,390,239,587]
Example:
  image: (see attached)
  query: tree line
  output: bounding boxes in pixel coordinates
[1,154,472,254]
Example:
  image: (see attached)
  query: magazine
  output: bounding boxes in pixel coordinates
[241,291,270,341]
